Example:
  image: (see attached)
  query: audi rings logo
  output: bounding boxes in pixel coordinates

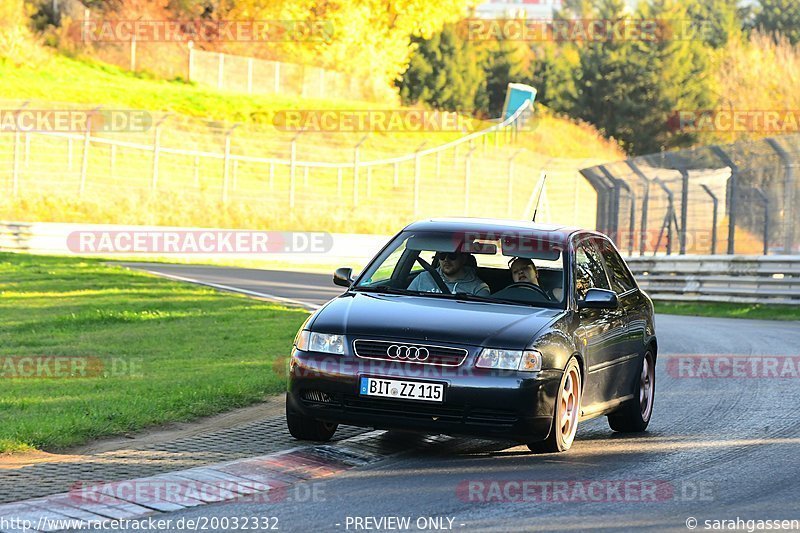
[387,344,430,361]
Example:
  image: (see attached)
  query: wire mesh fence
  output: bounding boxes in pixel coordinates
[580,135,800,256]
[0,99,598,234]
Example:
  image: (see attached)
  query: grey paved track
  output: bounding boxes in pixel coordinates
[98,264,800,533]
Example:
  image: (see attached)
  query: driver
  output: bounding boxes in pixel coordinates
[509,257,540,286]
[408,251,490,296]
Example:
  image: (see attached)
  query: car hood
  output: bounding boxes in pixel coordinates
[309,292,564,349]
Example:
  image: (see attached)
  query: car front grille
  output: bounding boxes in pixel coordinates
[352,339,468,366]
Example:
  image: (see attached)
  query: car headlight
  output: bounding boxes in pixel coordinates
[294,330,345,355]
[475,348,542,371]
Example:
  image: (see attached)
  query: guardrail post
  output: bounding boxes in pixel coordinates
[464,144,476,215]
[353,134,368,207]
[222,123,240,203]
[414,142,427,215]
[151,114,170,191]
[700,184,719,254]
[507,150,522,217]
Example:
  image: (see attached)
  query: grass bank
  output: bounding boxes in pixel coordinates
[0,252,307,452]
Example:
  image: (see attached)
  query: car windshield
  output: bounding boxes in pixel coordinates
[354,230,566,309]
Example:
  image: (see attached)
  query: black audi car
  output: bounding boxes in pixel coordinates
[286,218,657,452]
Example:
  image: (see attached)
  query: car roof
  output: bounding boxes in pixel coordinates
[403,217,584,238]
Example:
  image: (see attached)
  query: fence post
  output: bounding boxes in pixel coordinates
[700,184,718,254]
[151,114,170,191]
[507,149,522,217]
[187,40,194,82]
[710,146,739,254]
[269,162,274,191]
[765,138,796,254]
[353,134,368,207]
[679,168,689,254]
[464,144,476,215]
[24,133,30,168]
[109,144,116,180]
[79,115,94,197]
[753,188,770,255]
[218,52,224,90]
[626,160,651,256]
[221,123,240,203]
[130,35,136,72]
[414,142,427,215]
[290,130,301,208]
[11,102,29,197]
[247,57,254,94]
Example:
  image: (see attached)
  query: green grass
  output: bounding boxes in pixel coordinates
[655,301,800,321]
[0,252,308,453]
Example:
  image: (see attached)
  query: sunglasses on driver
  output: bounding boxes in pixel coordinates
[434,252,461,261]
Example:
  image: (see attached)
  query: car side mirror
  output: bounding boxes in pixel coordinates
[578,288,618,310]
[333,267,354,287]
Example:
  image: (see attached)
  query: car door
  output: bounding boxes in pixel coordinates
[572,237,628,410]
[594,237,648,399]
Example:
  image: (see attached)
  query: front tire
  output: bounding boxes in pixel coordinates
[286,395,338,441]
[528,357,582,453]
[608,350,655,433]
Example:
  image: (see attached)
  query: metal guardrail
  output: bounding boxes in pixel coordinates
[626,255,800,305]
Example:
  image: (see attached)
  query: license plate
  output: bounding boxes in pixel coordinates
[359,377,445,403]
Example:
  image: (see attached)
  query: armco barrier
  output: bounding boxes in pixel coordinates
[626,256,800,305]
[4,222,799,305]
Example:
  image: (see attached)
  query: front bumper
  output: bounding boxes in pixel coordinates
[287,349,562,442]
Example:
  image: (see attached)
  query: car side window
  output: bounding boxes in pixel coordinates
[574,239,610,299]
[595,238,636,294]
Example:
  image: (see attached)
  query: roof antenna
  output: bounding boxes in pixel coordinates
[532,173,547,222]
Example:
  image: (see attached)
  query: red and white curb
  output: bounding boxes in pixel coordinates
[0,431,448,532]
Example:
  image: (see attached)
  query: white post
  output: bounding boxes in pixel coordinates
[218,52,224,90]
[247,57,253,94]
[130,36,136,71]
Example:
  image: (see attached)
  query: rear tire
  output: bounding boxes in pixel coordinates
[608,350,655,433]
[286,395,338,441]
[528,357,582,454]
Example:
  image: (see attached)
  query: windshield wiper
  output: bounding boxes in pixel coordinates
[450,292,538,307]
[352,285,415,295]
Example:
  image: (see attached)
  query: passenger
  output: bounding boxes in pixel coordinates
[408,251,490,296]
[508,257,540,286]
